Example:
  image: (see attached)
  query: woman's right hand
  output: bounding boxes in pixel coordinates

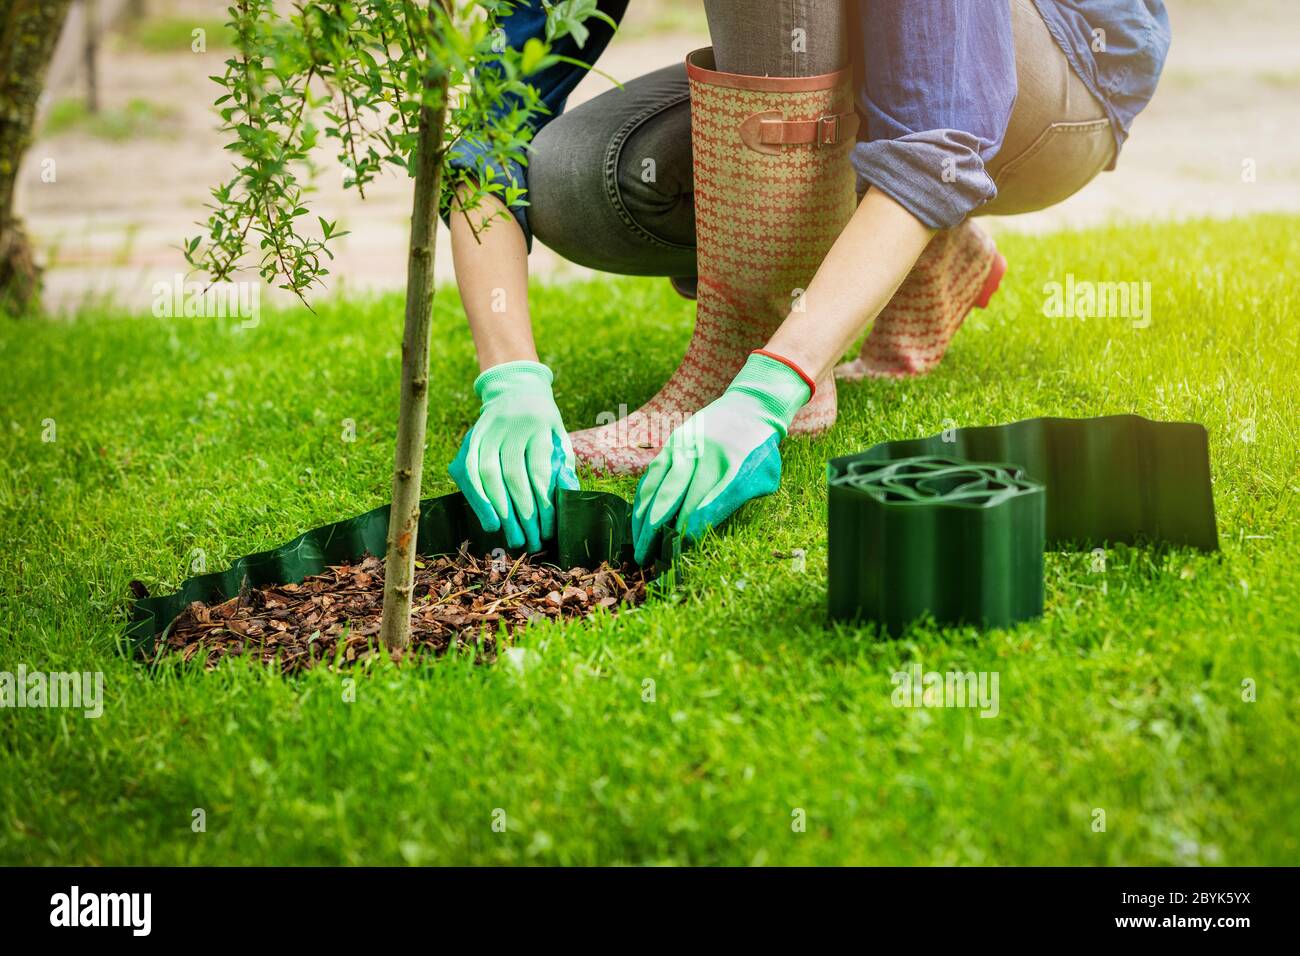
[448,360,579,552]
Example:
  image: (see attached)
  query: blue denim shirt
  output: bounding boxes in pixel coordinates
[853,0,1171,228]
[452,0,1170,239]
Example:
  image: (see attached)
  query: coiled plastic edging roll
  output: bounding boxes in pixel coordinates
[827,415,1218,634]
[124,489,681,657]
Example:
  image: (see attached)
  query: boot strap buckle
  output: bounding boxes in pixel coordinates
[740,110,860,155]
[818,114,841,146]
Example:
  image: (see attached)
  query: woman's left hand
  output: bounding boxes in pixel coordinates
[631,352,812,563]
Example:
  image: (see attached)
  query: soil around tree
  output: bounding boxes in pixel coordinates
[149,544,650,673]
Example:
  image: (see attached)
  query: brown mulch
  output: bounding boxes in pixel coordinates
[148,544,650,674]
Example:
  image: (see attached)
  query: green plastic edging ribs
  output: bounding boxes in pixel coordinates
[827,414,1218,634]
[124,489,680,656]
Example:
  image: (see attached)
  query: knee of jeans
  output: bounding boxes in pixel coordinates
[525,117,609,252]
[527,111,695,261]
[614,138,695,247]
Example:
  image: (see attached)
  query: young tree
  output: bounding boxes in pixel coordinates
[0,0,75,316]
[82,0,99,114]
[186,0,608,649]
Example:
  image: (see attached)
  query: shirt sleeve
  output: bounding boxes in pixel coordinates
[849,0,1017,229]
[446,0,626,248]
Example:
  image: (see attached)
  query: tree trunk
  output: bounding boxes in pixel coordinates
[83,0,97,113]
[0,0,73,316]
[378,54,451,651]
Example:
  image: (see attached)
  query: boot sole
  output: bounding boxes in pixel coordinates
[975,252,1008,309]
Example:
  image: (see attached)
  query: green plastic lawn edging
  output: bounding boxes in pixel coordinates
[124,489,681,656]
[827,414,1219,634]
[126,414,1218,650]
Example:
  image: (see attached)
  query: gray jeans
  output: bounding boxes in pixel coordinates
[526,0,1112,278]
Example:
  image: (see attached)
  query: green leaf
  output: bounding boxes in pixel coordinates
[520,37,548,75]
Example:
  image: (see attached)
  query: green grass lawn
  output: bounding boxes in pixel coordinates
[1,215,1297,865]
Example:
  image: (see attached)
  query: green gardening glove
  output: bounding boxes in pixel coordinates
[631,352,812,564]
[449,360,579,552]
